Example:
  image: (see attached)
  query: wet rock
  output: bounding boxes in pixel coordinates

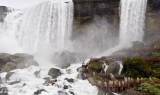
[60,63,71,69]
[16,63,26,69]
[48,68,61,78]
[43,77,50,82]
[43,77,57,85]
[0,53,11,66]
[104,58,114,65]
[88,77,96,86]
[28,61,39,67]
[0,87,8,93]
[10,53,33,64]
[63,85,68,89]
[106,61,120,75]
[34,69,41,77]
[69,91,75,95]
[5,72,15,80]
[58,91,68,95]
[9,81,21,85]
[53,50,76,68]
[34,89,46,95]
[66,69,72,74]
[2,62,16,72]
[0,6,8,22]
[66,78,74,83]
[111,50,127,58]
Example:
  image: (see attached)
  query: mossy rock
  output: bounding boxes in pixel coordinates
[122,56,151,78]
[88,61,102,73]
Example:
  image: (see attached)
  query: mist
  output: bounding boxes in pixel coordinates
[70,16,119,58]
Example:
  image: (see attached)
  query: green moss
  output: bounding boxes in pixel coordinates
[123,56,151,78]
[88,61,102,73]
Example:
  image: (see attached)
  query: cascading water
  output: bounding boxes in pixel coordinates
[2,1,73,54]
[119,0,147,44]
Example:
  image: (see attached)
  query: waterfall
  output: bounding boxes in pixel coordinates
[2,1,73,53]
[119,0,147,44]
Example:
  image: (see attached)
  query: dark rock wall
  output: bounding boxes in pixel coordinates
[0,6,8,22]
[144,0,160,44]
[74,1,119,25]
[73,0,160,45]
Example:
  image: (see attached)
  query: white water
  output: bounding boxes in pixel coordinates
[0,1,100,95]
[0,0,148,95]
[0,64,98,95]
[119,0,147,45]
[1,1,73,55]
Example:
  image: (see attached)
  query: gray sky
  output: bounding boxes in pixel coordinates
[0,0,72,9]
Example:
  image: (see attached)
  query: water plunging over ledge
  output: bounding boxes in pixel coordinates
[119,0,147,45]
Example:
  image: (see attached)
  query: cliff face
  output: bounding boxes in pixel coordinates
[0,6,8,22]
[74,0,119,24]
[73,0,160,44]
[146,0,160,33]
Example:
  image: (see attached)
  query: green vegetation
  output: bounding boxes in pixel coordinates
[88,61,102,73]
[138,78,160,95]
[122,56,151,78]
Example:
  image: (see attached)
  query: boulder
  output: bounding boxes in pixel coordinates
[16,63,26,69]
[27,61,39,67]
[63,85,68,89]
[34,89,46,95]
[66,78,74,83]
[53,50,76,68]
[2,62,16,72]
[104,58,114,65]
[0,53,11,66]
[48,68,61,78]
[87,77,96,85]
[10,53,33,64]
[5,72,15,80]
[34,69,41,77]
[43,77,57,85]
[9,81,21,85]
[106,61,120,75]
[58,91,68,95]
[111,50,127,57]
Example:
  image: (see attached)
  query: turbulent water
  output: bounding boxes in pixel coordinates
[0,0,149,95]
[119,0,147,44]
[2,1,73,53]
